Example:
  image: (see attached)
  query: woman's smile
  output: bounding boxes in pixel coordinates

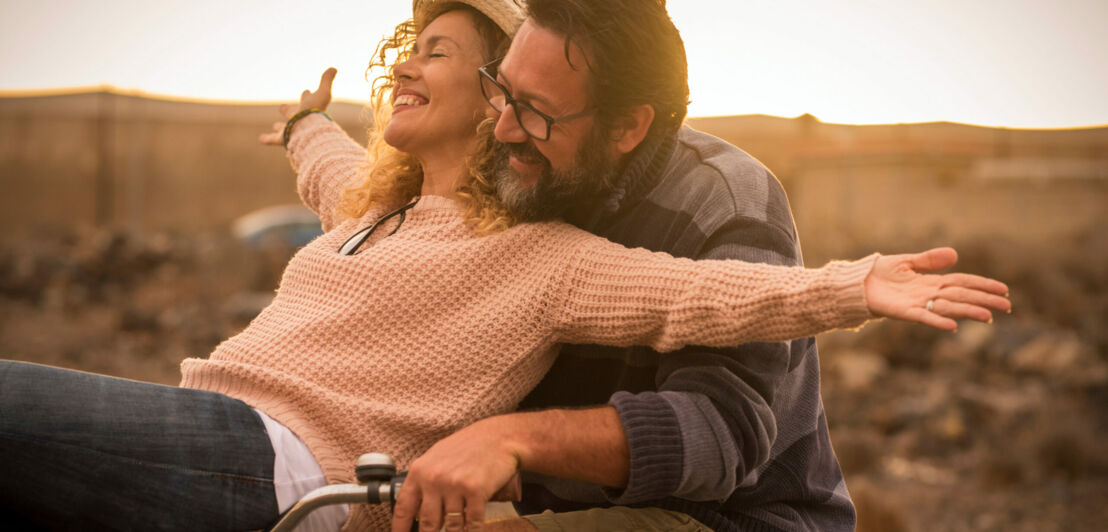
[392,89,429,114]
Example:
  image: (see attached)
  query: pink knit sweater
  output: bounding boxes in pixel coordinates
[179,115,876,529]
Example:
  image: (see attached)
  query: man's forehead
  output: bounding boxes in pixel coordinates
[501,20,590,106]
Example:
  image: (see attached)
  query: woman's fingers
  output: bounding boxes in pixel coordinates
[318,67,337,94]
[258,121,286,146]
[298,68,337,110]
[896,304,958,331]
[937,285,1011,313]
[915,278,1011,326]
[929,298,993,323]
[263,68,339,146]
[913,307,959,331]
[905,247,958,272]
[941,272,1009,297]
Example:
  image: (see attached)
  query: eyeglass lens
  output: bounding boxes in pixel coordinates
[480,72,550,140]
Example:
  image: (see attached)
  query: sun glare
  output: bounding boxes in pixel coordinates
[1,0,1105,129]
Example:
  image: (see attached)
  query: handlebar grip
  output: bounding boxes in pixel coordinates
[363,472,407,505]
[389,472,407,507]
[269,453,411,532]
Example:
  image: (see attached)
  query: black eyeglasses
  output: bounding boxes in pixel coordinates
[337,199,418,255]
[478,58,595,141]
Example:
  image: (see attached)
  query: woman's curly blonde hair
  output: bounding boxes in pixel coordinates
[337,3,518,235]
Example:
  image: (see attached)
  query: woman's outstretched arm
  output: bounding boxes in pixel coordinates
[550,236,1010,352]
[259,68,367,229]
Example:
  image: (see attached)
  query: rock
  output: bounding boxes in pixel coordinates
[119,307,159,332]
[882,456,956,485]
[938,407,967,441]
[1036,430,1094,480]
[831,349,888,391]
[980,454,1027,487]
[1009,332,1083,375]
[222,291,277,323]
[1008,332,1107,388]
[958,382,1045,427]
[852,480,910,532]
[959,321,997,351]
[833,430,883,475]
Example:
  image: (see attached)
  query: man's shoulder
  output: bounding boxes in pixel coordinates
[664,125,785,210]
[637,125,798,255]
[674,125,768,174]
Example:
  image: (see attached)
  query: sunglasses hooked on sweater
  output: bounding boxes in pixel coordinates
[337,199,419,255]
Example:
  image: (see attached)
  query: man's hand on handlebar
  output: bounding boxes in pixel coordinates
[392,417,523,532]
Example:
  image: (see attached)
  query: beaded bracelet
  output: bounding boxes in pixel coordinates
[282,108,333,148]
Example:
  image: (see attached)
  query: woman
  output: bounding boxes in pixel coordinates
[0,1,1009,531]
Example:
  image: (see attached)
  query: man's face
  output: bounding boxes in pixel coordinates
[491,117,616,222]
[489,20,619,220]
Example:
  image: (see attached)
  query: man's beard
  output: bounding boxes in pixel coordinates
[493,125,618,223]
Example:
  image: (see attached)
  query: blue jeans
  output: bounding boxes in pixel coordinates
[0,360,279,531]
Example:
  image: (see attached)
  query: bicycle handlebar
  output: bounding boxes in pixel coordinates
[269,453,405,532]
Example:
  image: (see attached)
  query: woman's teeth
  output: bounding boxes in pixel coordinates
[395,95,427,107]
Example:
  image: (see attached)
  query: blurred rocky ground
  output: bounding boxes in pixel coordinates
[0,227,1105,531]
[822,229,1108,531]
[0,227,293,384]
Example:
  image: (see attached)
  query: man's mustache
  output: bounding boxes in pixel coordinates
[504,139,549,167]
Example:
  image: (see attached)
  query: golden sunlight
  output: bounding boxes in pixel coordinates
[1,0,1105,128]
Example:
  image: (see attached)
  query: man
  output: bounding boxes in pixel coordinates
[394,1,854,531]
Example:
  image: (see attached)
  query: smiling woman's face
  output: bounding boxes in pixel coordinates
[382,9,491,160]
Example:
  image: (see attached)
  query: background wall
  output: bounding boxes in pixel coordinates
[686,114,1108,264]
[0,91,369,234]
[3,92,1103,259]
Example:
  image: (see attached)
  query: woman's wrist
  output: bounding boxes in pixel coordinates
[283,108,333,148]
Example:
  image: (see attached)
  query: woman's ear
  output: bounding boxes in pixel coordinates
[609,104,656,156]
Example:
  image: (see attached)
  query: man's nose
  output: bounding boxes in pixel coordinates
[493,104,529,144]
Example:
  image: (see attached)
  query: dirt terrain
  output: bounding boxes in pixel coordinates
[1,226,1105,531]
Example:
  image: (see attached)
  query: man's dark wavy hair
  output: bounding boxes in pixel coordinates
[526,0,690,141]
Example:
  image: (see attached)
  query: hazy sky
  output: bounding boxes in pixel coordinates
[2,0,1105,128]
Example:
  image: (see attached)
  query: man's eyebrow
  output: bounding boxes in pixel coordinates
[497,69,556,110]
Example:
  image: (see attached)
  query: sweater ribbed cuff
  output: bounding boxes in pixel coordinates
[285,113,342,173]
[827,253,880,328]
[604,391,684,503]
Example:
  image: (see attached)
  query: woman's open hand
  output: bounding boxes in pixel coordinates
[259,67,337,145]
[865,247,1011,331]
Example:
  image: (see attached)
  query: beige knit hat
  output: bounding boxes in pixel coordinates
[412,0,526,37]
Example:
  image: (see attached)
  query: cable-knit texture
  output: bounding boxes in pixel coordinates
[179,119,876,530]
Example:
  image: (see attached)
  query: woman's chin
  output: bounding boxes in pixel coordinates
[382,126,409,152]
